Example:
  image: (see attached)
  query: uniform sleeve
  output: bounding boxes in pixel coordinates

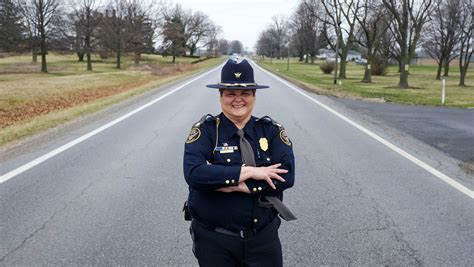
[183,124,240,191]
[244,126,295,196]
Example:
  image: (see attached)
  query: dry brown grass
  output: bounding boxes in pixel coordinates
[0,72,153,128]
[0,54,224,146]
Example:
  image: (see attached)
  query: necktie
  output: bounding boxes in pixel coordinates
[237,129,256,167]
[236,128,296,221]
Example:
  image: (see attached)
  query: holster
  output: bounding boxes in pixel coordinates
[182,201,192,221]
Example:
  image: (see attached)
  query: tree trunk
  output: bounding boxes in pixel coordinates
[77,52,85,62]
[86,52,92,71]
[362,54,372,83]
[85,35,92,70]
[436,62,442,80]
[339,59,347,79]
[32,49,37,63]
[399,62,409,88]
[40,36,47,73]
[298,53,303,62]
[362,46,374,83]
[41,53,47,73]
[398,39,409,88]
[443,60,449,76]
[134,52,140,65]
[459,66,466,86]
[362,64,371,83]
[116,41,121,69]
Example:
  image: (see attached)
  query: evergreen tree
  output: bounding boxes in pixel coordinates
[0,0,25,52]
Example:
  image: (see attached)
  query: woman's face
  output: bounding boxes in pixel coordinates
[220,89,256,123]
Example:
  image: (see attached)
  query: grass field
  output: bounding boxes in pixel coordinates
[257,57,474,108]
[0,52,224,146]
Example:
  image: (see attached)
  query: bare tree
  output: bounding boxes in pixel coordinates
[217,38,228,55]
[256,29,273,57]
[422,0,460,80]
[99,0,127,69]
[185,11,211,56]
[318,0,361,79]
[383,0,433,88]
[229,40,242,54]
[291,0,320,63]
[70,0,101,70]
[18,0,61,72]
[124,0,156,64]
[354,0,391,82]
[457,0,473,86]
[269,15,288,59]
[161,4,186,63]
[203,23,221,57]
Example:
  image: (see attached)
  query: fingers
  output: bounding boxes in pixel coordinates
[265,177,277,190]
[268,163,282,169]
[270,173,286,182]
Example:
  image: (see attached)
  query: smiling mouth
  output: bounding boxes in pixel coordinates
[232,104,245,109]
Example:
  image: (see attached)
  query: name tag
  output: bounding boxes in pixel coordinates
[215,146,238,153]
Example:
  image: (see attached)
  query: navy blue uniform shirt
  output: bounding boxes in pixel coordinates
[183,112,295,232]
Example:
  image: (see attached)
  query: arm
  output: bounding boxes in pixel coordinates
[244,128,295,196]
[217,164,288,193]
[183,125,241,191]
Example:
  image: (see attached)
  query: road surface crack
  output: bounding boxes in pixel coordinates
[0,181,95,263]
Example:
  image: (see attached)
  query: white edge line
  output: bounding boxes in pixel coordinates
[253,61,474,199]
[0,64,223,184]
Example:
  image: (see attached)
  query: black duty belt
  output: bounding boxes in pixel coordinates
[198,217,280,239]
[214,227,256,239]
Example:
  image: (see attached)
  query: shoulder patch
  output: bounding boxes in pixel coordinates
[186,127,201,143]
[279,129,291,146]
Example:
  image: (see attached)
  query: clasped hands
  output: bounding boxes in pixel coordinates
[216,163,287,194]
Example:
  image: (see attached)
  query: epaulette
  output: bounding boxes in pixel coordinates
[256,116,284,130]
[193,114,216,128]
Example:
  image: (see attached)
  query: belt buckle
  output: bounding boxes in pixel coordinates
[239,229,256,238]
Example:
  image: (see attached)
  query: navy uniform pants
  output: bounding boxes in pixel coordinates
[190,218,282,267]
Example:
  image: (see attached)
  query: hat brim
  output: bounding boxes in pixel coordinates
[206,84,269,89]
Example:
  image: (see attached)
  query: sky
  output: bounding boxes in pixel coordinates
[174,0,297,51]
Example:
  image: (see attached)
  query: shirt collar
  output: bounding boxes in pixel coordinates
[219,113,256,141]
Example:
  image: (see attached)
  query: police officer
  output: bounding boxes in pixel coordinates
[183,59,295,266]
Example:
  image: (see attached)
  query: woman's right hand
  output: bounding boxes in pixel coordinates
[240,163,287,189]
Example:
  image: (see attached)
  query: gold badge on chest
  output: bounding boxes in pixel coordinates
[259,137,268,151]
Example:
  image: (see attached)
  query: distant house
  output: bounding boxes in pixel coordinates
[317,49,362,61]
[347,50,362,61]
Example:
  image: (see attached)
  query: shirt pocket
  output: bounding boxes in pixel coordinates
[256,151,272,166]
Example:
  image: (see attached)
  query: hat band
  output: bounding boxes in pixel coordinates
[218,83,257,88]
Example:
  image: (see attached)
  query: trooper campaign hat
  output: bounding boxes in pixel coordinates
[206,59,269,90]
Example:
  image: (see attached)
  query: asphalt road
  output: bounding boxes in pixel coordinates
[332,98,474,163]
[1,60,473,265]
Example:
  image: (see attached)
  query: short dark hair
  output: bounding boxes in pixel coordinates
[219,89,256,96]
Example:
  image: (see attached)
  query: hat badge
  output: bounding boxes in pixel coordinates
[234,72,242,78]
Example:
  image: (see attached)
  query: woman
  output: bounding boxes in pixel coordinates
[183,59,295,266]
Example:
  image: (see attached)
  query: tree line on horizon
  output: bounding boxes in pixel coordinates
[256,0,473,88]
[0,0,244,72]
